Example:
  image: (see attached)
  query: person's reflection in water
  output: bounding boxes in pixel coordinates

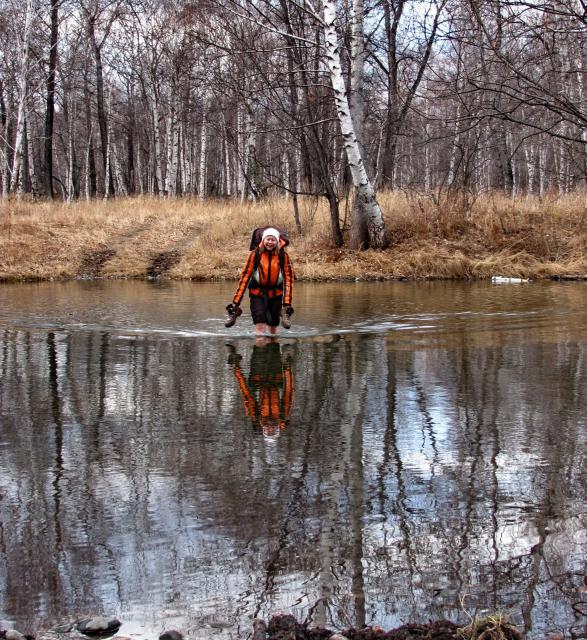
[227,340,294,439]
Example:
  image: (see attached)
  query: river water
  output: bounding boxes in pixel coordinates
[0,280,585,639]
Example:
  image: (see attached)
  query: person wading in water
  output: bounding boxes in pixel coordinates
[225,227,294,337]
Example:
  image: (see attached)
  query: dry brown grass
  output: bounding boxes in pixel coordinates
[0,191,585,281]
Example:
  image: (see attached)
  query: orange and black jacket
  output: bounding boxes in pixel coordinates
[232,239,294,306]
[233,360,294,428]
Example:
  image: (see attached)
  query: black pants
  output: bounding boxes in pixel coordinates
[250,295,282,326]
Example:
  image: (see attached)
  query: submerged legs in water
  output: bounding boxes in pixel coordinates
[255,322,278,336]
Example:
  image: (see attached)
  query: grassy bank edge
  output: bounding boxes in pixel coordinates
[1,193,586,283]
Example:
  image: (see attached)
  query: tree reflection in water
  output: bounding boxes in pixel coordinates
[0,325,585,639]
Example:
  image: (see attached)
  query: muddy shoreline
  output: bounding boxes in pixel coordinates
[5,612,525,640]
[0,271,585,285]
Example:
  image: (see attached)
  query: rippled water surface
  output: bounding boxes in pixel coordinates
[0,280,586,639]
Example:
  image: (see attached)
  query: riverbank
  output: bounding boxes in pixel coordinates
[7,611,525,640]
[0,193,585,282]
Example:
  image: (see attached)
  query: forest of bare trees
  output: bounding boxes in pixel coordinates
[0,0,585,228]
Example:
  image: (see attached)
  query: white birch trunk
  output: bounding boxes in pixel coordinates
[237,107,246,202]
[26,114,41,196]
[424,123,432,191]
[52,152,64,199]
[165,114,173,196]
[67,115,75,202]
[349,0,365,152]
[374,124,384,187]
[172,119,180,197]
[198,105,208,201]
[148,137,156,194]
[524,143,535,195]
[113,143,128,196]
[1,120,8,197]
[85,126,93,201]
[222,113,232,197]
[508,131,517,198]
[538,146,547,197]
[396,138,404,188]
[224,134,232,197]
[103,89,113,199]
[136,139,144,196]
[0,148,8,198]
[10,0,34,194]
[179,121,187,195]
[164,111,178,197]
[190,136,198,196]
[103,120,112,200]
[238,105,257,202]
[283,151,290,196]
[575,50,587,186]
[150,87,164,196]
[323,0,386,248]
[448,104,462,186]
[245,108,257,201]
[0,80,7,197]
[484,124,491,192]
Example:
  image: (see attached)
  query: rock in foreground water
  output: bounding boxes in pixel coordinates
[260,613,523,640]
[1,630,28,640]
[76,617,121,636]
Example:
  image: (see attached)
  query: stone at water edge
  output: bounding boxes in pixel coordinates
[76,617,121,636]
[252,619,267,640]
[266,614,300,640]
[159,631,184,640]
[1,629,28,640]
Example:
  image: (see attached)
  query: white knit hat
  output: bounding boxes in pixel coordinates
[261,227,280,242]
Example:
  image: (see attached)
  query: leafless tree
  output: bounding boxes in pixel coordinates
[0,0,584,230]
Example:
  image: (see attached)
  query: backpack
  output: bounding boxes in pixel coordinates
[248,226,291,289]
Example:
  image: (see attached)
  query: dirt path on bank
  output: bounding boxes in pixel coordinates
[76,215,158,277]
[76,219,202,279]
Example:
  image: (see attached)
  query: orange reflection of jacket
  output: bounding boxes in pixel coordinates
[232,239,294,306]
[233,363,293,428]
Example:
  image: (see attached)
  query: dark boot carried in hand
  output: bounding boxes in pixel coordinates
[281,306,294,329]
[225,303,242,328]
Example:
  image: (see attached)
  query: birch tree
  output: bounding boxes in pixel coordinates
[44,0,59,198]
[10,0,35,195]
[82,0,124,196]
[0,78,9,196]
[198,97,208,200]
[164,101,179,197]
[376,0,445,191]
[321,0,387,248]
[0,0,585,202]
[347,0,369,247]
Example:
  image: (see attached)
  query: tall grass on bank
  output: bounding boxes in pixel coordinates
[0,192,585,281]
